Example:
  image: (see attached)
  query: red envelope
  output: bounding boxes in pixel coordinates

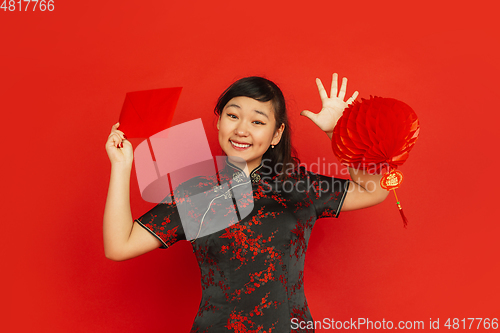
[118,87,182,138]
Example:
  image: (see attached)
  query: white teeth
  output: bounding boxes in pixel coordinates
[231,140,251,148]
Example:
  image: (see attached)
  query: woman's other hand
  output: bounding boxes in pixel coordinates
[301,73,359,139]
[105,122,133,166]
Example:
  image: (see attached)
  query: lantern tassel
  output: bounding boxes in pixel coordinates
[392,189,408,228]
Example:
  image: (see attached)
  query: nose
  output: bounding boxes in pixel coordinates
[234,122,249,136]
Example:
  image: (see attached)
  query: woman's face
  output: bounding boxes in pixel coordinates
[217,96,284,173]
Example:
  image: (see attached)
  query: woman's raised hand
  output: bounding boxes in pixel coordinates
[105,122,133,166]
[301,73,359,136]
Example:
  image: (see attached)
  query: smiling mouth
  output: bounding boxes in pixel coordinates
[230,140,252,149]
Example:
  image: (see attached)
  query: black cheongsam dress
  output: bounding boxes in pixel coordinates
[135,157,350,333]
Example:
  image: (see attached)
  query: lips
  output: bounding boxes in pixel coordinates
[230,140,252,149]
[231,139,251,145]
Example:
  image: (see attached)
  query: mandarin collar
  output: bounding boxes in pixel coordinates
[225,157,263,184]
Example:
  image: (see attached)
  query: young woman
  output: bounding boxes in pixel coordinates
[104,74,389,332]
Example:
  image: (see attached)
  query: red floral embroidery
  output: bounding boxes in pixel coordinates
[134,160,349,332]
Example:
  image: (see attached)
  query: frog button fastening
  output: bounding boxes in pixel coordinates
[232,171,245,182]
[251,173,261,183]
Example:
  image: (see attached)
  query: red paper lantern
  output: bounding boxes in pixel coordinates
[332,96,420,174]
[332,96,420,227]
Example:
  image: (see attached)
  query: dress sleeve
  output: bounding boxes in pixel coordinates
[134,194,186,249]
[304,168,350,219]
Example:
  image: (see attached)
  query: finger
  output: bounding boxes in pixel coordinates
[351,90,359,101]
[346,91,359,105]
[316,78,328,100]
[338,77,348,100]
[117,134,126,148]
[109,133,123,148]
[108,133,125,144]
[109,128,126,140]
[114,129,126,139]
[107,136,118,149]
[300,110,318,122]
[330,73,338,97]
[111,123,126,140]
[113,136,121,149]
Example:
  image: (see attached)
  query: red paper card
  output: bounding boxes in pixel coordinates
[118,87,182,138]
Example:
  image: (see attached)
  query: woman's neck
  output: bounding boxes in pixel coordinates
[227,156,262,177]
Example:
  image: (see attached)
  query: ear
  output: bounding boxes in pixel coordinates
[217,116,220,130]
[271,123,285,145]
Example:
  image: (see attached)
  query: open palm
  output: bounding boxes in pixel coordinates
[301,73,359,135]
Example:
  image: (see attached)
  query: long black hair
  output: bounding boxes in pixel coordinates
[214,76,300,181]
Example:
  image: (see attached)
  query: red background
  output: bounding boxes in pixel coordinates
[2,0,499,332]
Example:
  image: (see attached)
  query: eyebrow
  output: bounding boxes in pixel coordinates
[226,103,269,119]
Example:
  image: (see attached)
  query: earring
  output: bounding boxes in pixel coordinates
[272,145,275,149]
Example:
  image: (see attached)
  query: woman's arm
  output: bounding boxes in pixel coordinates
[343,167,389,211]
[301,73,389,211]
[103,123,161,261]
